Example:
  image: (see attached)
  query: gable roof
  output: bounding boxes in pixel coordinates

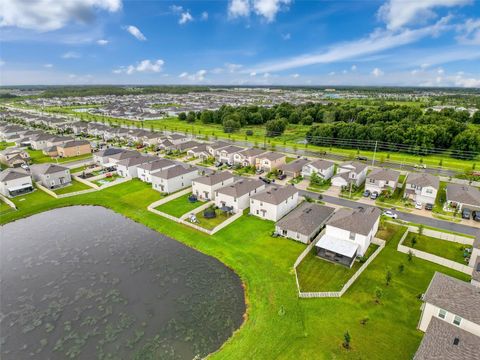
[97,147,124,157]
[407,172,439,189]
[259,152,286,161]
[424,272,480,324]
[251,185,298,205]
[307,159,335,171]
[446,184,480,207]
[326,206,381,236]
[117,155,156,168]
[367,168,400,182]
[340,161,368,173]
[152,165,197,180]
[276,202,335,236]
[193,171,234,186]
[0,168,30,182]
[217,179,264,198]
[59,140,91,148]
[237,148,267,158]
[30,163,69,175]
[279,158,310,173]
[218,145,244,154]
[137,158,175,172]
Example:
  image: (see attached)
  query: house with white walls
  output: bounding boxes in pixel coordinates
[30,163,72,189]
[151,165,198,194]
[214,179,265,213]
[301,159,335,180]
[404,173,439,205]
[365,168,400,195]
[215,145,245,165]
[315,206,381,267]
[206,141,229,157]
[249,185,299,221]
[191,171,235,201]
[255,152,286,172]
[137,158,176,183]
[331,161,368,188]
[0,168,34,197]
[116,155,157,178]
[446,184,480,211]
[233,148,268,167]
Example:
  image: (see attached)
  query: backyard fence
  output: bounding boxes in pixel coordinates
[0,194,16,210]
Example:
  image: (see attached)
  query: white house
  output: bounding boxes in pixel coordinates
[365,168,400,195]
[301,159,335,180]
[151,165,198,194]
[206,141,229,157]
[0,168,34,197]
[315,206,381,267]
[191,171,235,201]
[275,202,335,244]
[216,145,245,165]
[214,179,265,213]
[404,173,439,205]
[249,185,299,221]
[414,272,480,359]
[331,161,368,188]
[103,150,140,168]
[187,144,210,160]
[233,148,267,167]
[93,148,125,166]
[137,158,176,183]
[30,163,72,189]
[255,152,286,172]
[116,155,157,178]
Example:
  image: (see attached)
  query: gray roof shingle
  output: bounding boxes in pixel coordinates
[193,171,234,186]
[217,179,264,198]
[326,206,381,236]
[446,184,480,207]
[276,202,335,236]
[251,185,298,205]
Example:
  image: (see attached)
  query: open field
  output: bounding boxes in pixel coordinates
[155,193,205,218]
[403,232,471,264]
[1,179,472,360]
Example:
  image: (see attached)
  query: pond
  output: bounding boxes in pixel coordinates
[0,206,245,359]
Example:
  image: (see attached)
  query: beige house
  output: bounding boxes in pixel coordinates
[191,171,235,201]
[255,152,286,172]
[278,158,310,178]
[233,148,267,167]
[365,168,400,195]
[57,140,92,158]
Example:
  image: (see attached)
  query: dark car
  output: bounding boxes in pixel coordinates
[363,190,371,197]
[425,203,433,211]
[277,174,287,180]
[259,176,271,184]
[462,208,471,220]
[472,211,480,222]
[215,161,223,168]
[356,156,368,161]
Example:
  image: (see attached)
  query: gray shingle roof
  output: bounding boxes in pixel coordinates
[217,145,244,154]
[193,171,234,186]
[217,179,264,198]
[326,206,381,236]
[407,172,440,189]
[0,168,30,182]
[117,155,156,167]
[307,159,335,171]
[251,185,298,205]
[137,158,175,172]
[446,184,480,207]
[97,148,124,157]
[276,202,335,236]
[260,152,286,161]
[279,159,310,173]
[414,317,480,360]
[59,140,90,148]
[152,165,197,180]
[367,168,400,182]
[424,272,480,324]
[340,161,368,173]
[30,163,69,175]
[238,148,267,158]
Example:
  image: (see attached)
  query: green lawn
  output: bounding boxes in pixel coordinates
[297,244,379,292]
[1,179,472,360]
[155,193,205,218]
[196,208,233,230]
[0,141,15,150]
[340,183,365,200]
[92,174,121,186]
[27,149,93,164]
[0,200,15,215]
[403,232,471,264]
[307,179,331,193]
[52,179,93,195]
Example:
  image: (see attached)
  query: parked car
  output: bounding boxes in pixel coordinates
[255,169,264,175]
[277,174,287,180]
[363,190,371,197]
[472,211,480,222]
[20,163,29,170]
[356,156,368,161]
[370,192,378,200]
[259,176,271,184]
[425,203,433,211]
[414,164,427,169]
[215,161,223,168]
[462,208,471,220]
[415,201,423,210]
[383,210,398,219]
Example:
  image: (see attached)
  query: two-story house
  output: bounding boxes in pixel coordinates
[215,145,245,165]
[116,155,157,178]
[192,171,235,201]
[255,152,287,172]
[151,165,198,194]
[249,185,299,221]
[301,159,335,180]
[365,168,400,195]
[233,148,268,167]
[278,158,310,178]
[446,184,480,211]
[404,173,439,205]
[214,179,265,213]
[331,161,368,188]
[137,158,176,183]
[30,163,72,189]
[0,168,34,197]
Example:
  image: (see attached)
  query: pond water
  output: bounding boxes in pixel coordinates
[0,206,245,359]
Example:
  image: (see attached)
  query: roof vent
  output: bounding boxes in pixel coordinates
[453,337,460,346]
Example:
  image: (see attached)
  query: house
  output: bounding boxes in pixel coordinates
[278,159,310,178]
[415,272,480,359]
[214,179,265,213]
[470,232,480,288]
[206,141,229,157]
[315,206,381,267]
[0,168,34,197]
[142,132,164,147]
[172,140,201,153]
[301,159,335,180]
[249,185,299,221]
[166,133,189,145]
[446,184,480,211]
[255,152,287,172]
[191,171,235,201]
[56,140,92,158]
[104,150,140,168]
[216,145,245,165]
[137,158,176,183]
[29,133,55,150]
[233,148,267,167]
[331,161,368,188]
[0,148,30,168]
[116,155,157,178]
[187,144,210,160]
[30,163,71,189]
[151,165,198,194]
[365,168,401,195]
[404,173,439,205]
[93,147,125,166]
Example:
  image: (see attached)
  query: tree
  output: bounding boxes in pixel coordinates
[411,236,417,247]
[407,250,414,262]
[186,111,196,123]
[178,112,187,121]
[472,111,480,125]
[343,331,351,349]
[265,118,287,137]
[374,287,383,304]
[223,117,241,133]
[200,110,214,124]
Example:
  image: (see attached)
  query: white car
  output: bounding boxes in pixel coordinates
[415,202,423,210]
[20,163,29,170]
[383,210,398,219]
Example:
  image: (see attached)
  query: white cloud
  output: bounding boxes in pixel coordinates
[328,71,335,76]
[249,17,452,73]
[0,59,5,66]
[62,51,80,59]
[44,63,54,68]
[170,5,183,13]
[453,74,480,87]
[201,11,209,20]
[378,0,471,30]
[456,18,480,44]
[179,70,207,81]
[291,73,299,78]
[96,39,109,45]
[437,67,445,74]
[0,0,122,32]
[114,59,164,75]
[351,64,357,71]
[253,0,291,22]
[250,71,257,76]
[371,67,384,77]
[263,72,271,78]
[179,12,193,25]
[179,72,188,78]
[125,25,146,41]
[226,63,243,72]
[228,0,250,18]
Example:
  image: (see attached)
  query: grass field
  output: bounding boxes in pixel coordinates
[196,208,232,230]
[0,141,15,150]
[52,179,93,195]
[0,200,15,215]
[1,179,472,360]
[155,193,205,218]
[403,232,471,264]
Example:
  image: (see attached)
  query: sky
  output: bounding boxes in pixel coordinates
[1,0,480,87]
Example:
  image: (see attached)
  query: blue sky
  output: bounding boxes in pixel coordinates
[1,0,480,87]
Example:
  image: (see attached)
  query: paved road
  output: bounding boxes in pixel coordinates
[299,190,479,237]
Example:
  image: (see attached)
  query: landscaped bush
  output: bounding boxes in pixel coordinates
[203,207,216,219]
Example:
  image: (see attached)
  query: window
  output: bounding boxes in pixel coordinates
[453,316,462,326]
[349,232,355,241]
[426,189,433,194]
[438,309,447,319]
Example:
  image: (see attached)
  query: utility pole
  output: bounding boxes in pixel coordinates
[371,140,378,168]
[349,180,353,199]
